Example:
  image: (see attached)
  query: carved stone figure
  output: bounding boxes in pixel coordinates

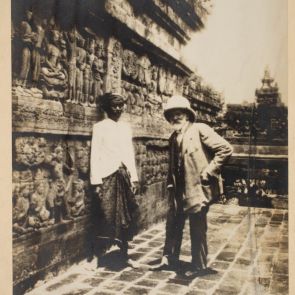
[91,49,104,105]
[46,145,74,223]
[106,39,122,92]
[84,40,95,106]
[122,49,138,80]
[16,9,35,87]
[15,137,47,167]
[76,37,87,104]
[138,55,151,85]
[31,19,46,88]
[158,67,167,94]
[40,30,68,101]
[28,180,52,229]
[13,182,34,235]
[65,30,77,102]
[165,72,176,95]
[76,146,90,176]
[68,179,85,217]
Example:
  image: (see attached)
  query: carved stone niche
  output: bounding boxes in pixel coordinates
[105,38,123,93]
[15,137,47,167]
[12,170,35,237]
[68,179,86,217]
[122,49,139,81]
[134,138,169,190]
[75,142,91,178]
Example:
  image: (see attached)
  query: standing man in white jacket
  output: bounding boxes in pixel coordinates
[90,92,139,268]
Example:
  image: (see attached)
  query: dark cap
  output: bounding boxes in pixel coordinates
[99,92,126,111]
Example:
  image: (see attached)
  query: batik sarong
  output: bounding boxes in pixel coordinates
[96,165,138,245]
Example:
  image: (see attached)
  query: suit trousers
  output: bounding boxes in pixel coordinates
[163,205,208,269]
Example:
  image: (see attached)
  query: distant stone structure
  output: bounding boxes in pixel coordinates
[11,1,221,292]
[221,68,288,206]
[223,68,287,144]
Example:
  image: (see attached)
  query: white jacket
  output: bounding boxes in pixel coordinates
[90,118,138,185]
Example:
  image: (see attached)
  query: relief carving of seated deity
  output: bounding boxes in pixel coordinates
[27,180,53,229]
[13,182,34,235]
[40,30,68,101]
[68,179,86,217]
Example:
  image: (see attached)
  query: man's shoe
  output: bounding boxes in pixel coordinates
[126,259,141,269]
[149,256,173,271]
[185,267,217,278]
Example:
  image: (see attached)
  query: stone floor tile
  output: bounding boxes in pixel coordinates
[208,243,223,254]
[245,276,271,294]
[222,243,242,253]
[102,280,127,291]
[128,252,146,260]
[46,281,66,292]
[135,279,160,288]
[132,238,147,244]
[198,270,224,281]
[231,261,252,272]
[46,273,82,291]
[192,278,216,290]
[260,241,280,248]
[61,288,92,295]
[239,249,258,261]
[167,277,191,286]
[92,292,116,295]
[147,241,163,247]
[216,251,236,262]
[214,284,240,295]
[221,271,248,290]
[159,283,185,294]
[147,229,162,235]
[124,286,151,294]
[209,261,231,271]
[94,271,116,279]
[137,247,154,252]
[146,271,173,280]
[140,234,155,239]
[114,269,146,282]
[185,289,207,295]
[83,277,105,288]
[272,262,288,274]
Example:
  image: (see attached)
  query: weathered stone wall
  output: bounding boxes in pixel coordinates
[11,0,218,292]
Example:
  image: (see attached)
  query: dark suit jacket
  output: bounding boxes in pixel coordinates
[167,122,233,213]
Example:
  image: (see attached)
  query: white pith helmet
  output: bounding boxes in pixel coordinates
[163,95,196,122]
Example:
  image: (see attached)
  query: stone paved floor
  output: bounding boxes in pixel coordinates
[26,204,288,295]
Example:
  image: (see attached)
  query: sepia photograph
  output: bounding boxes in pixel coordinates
[1,0,291,294]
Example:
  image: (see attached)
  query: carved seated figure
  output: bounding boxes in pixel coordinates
[28,181,52,229]
[68,180,85,217]
[13,183,33,235]
[40,30,68,101]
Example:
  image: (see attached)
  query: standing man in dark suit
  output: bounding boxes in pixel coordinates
[152,95,233,277]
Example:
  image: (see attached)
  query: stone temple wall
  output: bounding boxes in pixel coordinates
[11,0,219,293]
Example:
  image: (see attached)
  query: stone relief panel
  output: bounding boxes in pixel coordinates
[105,37,123,93]
[12,135,92,237]
[12,135,170,238]
[183,73,222,123]
[12,8,107,107]
[134,138,169,191]
[121,47,183,136]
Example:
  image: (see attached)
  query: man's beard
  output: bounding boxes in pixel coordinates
[171,121,186,131]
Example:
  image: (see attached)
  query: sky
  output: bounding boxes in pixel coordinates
[181,0,288,105]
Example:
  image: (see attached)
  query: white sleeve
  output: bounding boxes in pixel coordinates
[90,124,103,185]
